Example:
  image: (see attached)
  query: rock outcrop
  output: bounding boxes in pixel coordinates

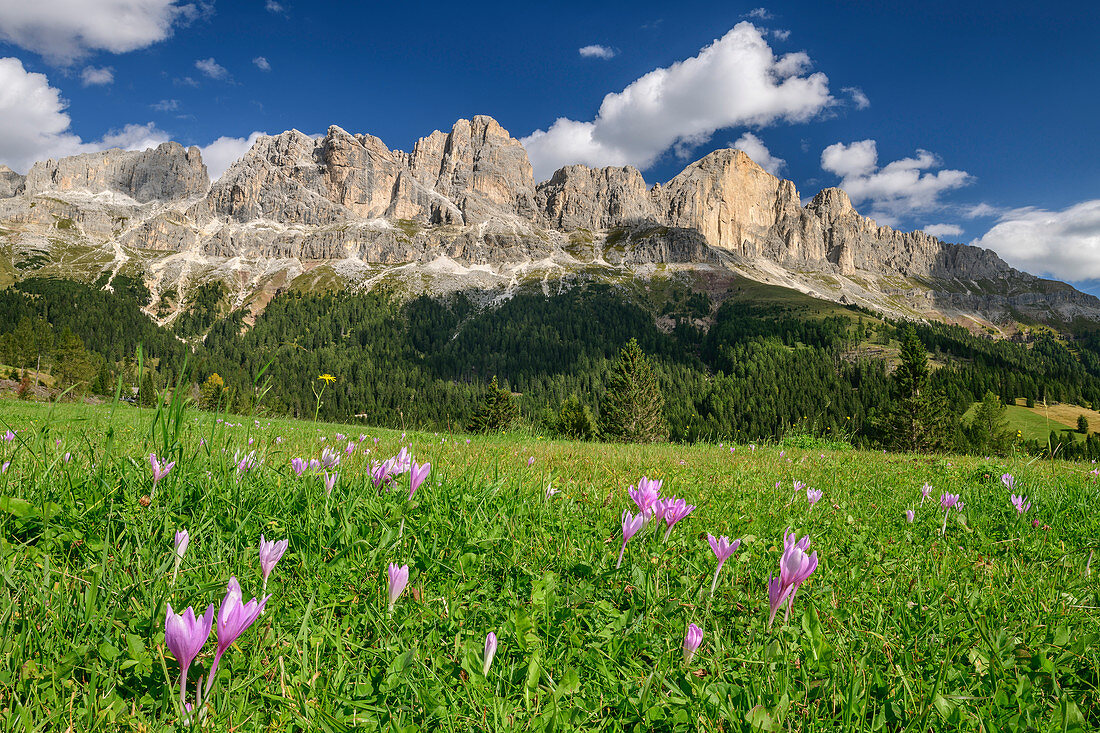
[1,113,1096,329]
[20,142,208,202]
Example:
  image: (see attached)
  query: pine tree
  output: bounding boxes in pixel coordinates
[468,376,518,433]
[881,326,955,452]
[600,338,667,443]
[1078,414,1090,434]
[967,390,1010,454]
[557,394,599,440]
[138,370,157,407]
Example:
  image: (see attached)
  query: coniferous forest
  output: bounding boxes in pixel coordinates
[5,275,1100,459]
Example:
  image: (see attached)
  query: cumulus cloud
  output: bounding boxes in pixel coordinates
[523,22,834,180]
[195,57,228,80]
[0,0,197,64]
[971,201,1100,281]
[200,131,266,180]
[820,139,972,224]
[842,86,869,109]
[578,45,616,59]
[730,131,785,175]
[0,57,167,172]
[921,223,963,239]
[151,98,179,112]
[771,29,790,41]
[80,65,114,86]
[252,56,271,71]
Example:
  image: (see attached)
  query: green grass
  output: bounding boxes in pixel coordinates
[1,398,1098,730]
[963,402,1084,443]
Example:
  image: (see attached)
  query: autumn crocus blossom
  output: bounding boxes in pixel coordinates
[628,476,663,518]
[939,492,961,535]
[259,535,289,594]
[172,530,189,582]
[483,632,498,675]
[767,529,818,628]
[658,497,696,541]
[683,623,703,666]
[290,458,307,477]
[387,563,410,613]
[806,488,822,510]
[920,483,932,506]
[1011,494,1032,514]
[164,603,214,712]
[150,453,176,492]
[707,534,741,597]
[409,460,430,500]
[322,471,338,496]
[203,577,269,699]
[1001,473,1015,491]
[905,509,915,523]
[616,510,646,569]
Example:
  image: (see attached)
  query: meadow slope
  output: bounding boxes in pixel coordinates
[1,399,1098,731]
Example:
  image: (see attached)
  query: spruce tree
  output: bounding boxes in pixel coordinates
[468,376,518,433]
[557,394,599,440]
[881,326,954,452]
[967,390,1010,454]
[600,338,667,443]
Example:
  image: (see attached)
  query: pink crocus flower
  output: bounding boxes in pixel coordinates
[905,509,915,523]
[683,623,703,666]
[150,453,176,492]
[164,603,214,713]
[920,483,932,506]
[290,458,307,477]
[387,563,410,613]
[657,497,695,541]
[63,452,71,463]
[793,480,805,494]
[806,488,822,510]
[322,471,338,496]
[1001,473,1015,491]
[335,433,345,442]
[346,442,356,456]
[409,460,430,500]
[939,493,961,535]
[320,447,340,469]
[1,461,8,473]
[2,430,14,442]
[616,511,646,569]
[527,456,535,467]
[1011,494,1031,515]
[203,577,269,698]
[628,476,663,518]
[768,528,818,627]
[707,534,741,597]
[259,535,289,594]
[172,529,189,581]
[483,632,497,675]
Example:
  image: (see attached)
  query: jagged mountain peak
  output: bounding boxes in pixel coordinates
[0,114,1096,332]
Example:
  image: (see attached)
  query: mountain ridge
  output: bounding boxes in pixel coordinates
[0,115,1095,332]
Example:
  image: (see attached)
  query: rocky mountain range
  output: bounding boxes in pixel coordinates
[1,115,1096,331]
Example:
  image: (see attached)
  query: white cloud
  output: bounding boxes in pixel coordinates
[746,8,773,19]
[200,131,266,180]
[0,0,196,64]
[963,202,1001,218]
[578,45,616,60]
[252,56,271,71]
[265,0,285,12]
[921,223,963,239]
[80,65,114,86]
[842,86,869,109]
[151,98,179,112]
[195,57,227,80]
[523,22,834,180]
[820,139,972,224]
[972,200,1100,281]
[730,131,785,175]
[771,29,790,41]
[0,57,167,172]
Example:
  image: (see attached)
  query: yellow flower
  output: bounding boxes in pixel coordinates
[318,373,335,384]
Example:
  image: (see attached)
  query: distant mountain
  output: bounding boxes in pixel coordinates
[1,115,1096,332]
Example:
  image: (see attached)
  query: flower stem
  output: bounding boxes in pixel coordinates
[615,542,626,569]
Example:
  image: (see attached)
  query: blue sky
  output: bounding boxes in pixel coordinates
[1,0,1098,291]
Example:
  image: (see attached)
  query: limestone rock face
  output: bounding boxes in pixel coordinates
[21,143,208,202]
[0,165,24,198]
[659,149,804,260]
[536,165,656,230]
[407,116,541,224]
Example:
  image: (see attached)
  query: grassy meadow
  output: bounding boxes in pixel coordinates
[1,397,1099,731]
